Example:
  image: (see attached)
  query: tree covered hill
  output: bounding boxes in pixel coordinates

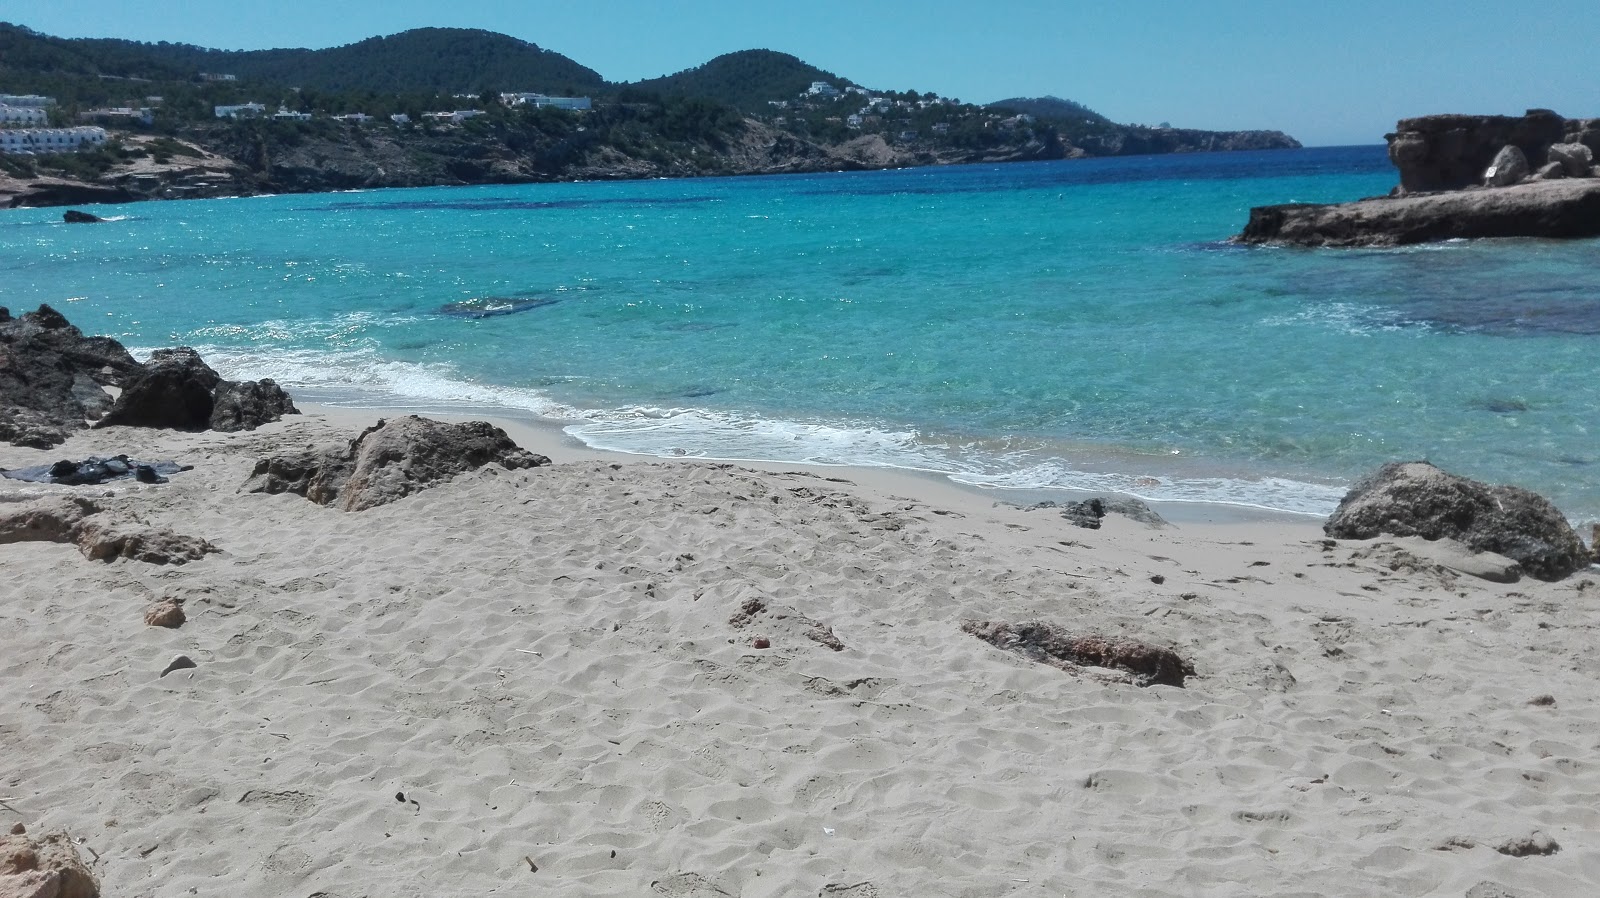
[630,50,850,112]
[0,24,603,95]
[988,96,1111,126]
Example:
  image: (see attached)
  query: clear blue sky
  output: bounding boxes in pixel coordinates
[7,0,1597,147]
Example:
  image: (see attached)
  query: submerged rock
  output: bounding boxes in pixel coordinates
[1324,461,1587,581]
[437,296,559,319]
[244,415,551,511]
[61,209,103,224]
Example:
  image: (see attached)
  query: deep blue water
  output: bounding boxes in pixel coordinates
[6,145,1600,520]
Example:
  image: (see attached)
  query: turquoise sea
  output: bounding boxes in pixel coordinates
[6,146,1600,520]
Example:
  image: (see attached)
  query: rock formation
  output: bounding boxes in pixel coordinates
[1237,179,1600,247]
[244,415,551,511]
[0,305,143,448]
[61,209,103,224]
[2,306,297,447]
[95,347,297,433]
[1238,110,1600,246]
[1324,461,1588,581]
[0,828,99,898]
[0,495,215,565]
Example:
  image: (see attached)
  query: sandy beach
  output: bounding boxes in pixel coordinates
[4,404,1599,897]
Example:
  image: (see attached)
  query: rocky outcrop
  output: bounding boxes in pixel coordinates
[244,415,551,511]
[0,828,100,898]
[1324,461,1588,581]
[0,495,215,565]
[95,347,297,433]
[0,305,143,448]
[1387,110,1571,193]
[1236,178,1600,247]
[1240,111,1600,246]
[961,620,1194,687]
[61,210,103,224]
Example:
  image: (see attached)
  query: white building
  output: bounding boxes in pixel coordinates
[273,106,312,121]
[200,73,237,82]
[424,110,486,124]
[332,113,373,123]
[0,94,54,107]
[214,103,267,119]
[806,81,840,98]
[0,105,50,126]
[500,93,592,111]
[390,113,411,124]
[0,127,107,155]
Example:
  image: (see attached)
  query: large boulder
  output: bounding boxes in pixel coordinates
[244,415,551,511]
[209,378,298,432]
[0,304,142,448]
[95,347,297,432]
[1485,145,1529,187]
[96,347,219,430]
[1548,142,1594,178]
[1324,462,1588,581]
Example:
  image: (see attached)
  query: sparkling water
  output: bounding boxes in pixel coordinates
[6,146,1599,520]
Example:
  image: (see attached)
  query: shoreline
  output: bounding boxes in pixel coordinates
[299,400,1330,528]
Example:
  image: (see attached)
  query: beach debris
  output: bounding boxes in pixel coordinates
[961,619,1194,687]
[524,856,538,873]
[143,599,185,629]
[728,598,766,628]
[159,655,196,677]
[1325,461,1588,580]
[0,304,142,449]
[1495,831,1560,857]
[1022,497,1168,529]
[1,456,190,486]
[95,346,298,433]
[243,415,550,511]
[1528,694,1557,707]
[0,829,100,898]
[0,496,214,566]
[805,624,846,652]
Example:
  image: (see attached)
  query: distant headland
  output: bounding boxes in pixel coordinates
[0,24,1297,208]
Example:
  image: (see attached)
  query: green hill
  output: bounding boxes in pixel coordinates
[0,24,603,95]
[987,96,1111,126]
[630,50,850,112]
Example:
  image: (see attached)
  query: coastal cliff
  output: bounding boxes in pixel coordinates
[1237,110,1600,246]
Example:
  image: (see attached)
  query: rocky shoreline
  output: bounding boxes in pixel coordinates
[1236,110,1600,247]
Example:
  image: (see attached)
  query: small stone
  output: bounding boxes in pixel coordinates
[1150,574,1166,585]
[752,636,771,649]
[159,655,196,677]
[1528,694,1556,707]
[143,599,185,629]
[7,823,22,835]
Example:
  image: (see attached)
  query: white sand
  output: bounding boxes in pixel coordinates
[3,405,1598,897]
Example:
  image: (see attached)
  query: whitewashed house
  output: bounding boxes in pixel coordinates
[0,105,49,126]
[0,127,107,155]
[500,93,592,111]
[214,103,267,118]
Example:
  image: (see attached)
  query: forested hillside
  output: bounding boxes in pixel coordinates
[630,50,848,112]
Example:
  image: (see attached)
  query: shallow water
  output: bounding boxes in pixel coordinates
[6,146,1599,519]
